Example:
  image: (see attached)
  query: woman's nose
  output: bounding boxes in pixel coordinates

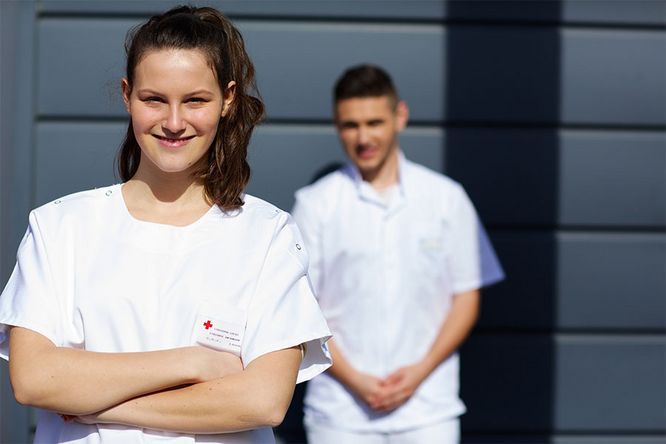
[163,106,186,134]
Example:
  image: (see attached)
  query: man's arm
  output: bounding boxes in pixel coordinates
[374,289,480,411]
[9,327,242,415]
[78,346,303,433]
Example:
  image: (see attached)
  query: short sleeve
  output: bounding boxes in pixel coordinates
[447,187,505,294]
[291,191,324,293]
[241,213,331,384]
[0,211,63,360]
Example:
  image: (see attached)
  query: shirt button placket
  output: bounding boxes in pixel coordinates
[379,209,392,376]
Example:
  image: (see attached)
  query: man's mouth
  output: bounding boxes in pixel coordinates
[357,146,377,159]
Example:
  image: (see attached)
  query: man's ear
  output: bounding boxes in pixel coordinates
[121,78,131,113]
[395,100,409,131]
[221,81,237,117]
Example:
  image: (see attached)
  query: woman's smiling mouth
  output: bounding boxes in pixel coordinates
[153,134,195,147]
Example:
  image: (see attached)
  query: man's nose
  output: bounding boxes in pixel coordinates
[357,126,370,145]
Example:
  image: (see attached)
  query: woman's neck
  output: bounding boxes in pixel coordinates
[122,168,212,226]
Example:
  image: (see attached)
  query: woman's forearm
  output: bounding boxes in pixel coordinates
[9,327,241,414]
[86,347,302,433]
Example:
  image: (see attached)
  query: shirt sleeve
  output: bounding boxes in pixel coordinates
[291,190,324,294]
[0,211,63,360]
[241,212,331,384]
[447,187,505,294]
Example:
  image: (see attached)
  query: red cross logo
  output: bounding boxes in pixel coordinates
[203,320,213,330]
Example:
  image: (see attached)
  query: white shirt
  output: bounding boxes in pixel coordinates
[0,184,332,444]
[292,152,504,432]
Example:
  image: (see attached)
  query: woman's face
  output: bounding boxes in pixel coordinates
[122,48,234,177]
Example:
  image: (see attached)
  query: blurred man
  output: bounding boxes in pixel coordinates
[292,64,504,443]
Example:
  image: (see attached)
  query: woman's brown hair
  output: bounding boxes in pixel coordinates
[118,5,264,211]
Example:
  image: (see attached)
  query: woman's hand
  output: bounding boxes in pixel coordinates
[190,346,243,382]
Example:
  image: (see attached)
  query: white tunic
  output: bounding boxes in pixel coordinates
[0,184,332,443]
[293,152,504,432]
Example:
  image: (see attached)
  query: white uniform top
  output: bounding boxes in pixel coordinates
[0,184,332,444]
[292,152,504,432]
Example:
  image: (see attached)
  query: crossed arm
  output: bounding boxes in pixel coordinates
[8,327,302,432]
[327,289,480,412]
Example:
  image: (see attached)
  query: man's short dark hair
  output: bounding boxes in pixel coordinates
[334,64,399,106]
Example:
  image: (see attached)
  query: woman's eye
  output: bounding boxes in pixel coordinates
[142,96,163,103]
[188,97,207,103]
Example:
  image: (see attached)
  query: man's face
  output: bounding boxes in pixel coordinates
[335,95,408,182]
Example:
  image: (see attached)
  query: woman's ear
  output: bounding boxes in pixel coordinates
[221,81,237,117]
[121,78,131,113]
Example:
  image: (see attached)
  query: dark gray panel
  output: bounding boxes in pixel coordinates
[35,123,123,206]
[561,30,666,126]
[38,18,445,122]
[247,124,346,212]
[40,0,446,20]
[562,0,666,26]
[447,0,666,26]
[1,3,37,443]
[560,130,666,226]
[37,19,129,117]
[242,22,444,122]
[446,27,666,125]
[446,128,560,226]
[482,232,666,330]
[35,122,443,213]
[557,233,666,330]
[554,335,666,431]
[39,19,666,126]
[460,334,666,432]
[446,129,666,227]
[39,0,666,26]
[446,0,562,23]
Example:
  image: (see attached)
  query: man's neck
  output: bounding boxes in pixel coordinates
[363,149,400,191]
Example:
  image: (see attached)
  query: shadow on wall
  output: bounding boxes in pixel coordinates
[444,1,562,442]
[277,1,564,442]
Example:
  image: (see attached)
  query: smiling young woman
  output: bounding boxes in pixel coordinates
[0,6,331,444]
[119,47,235,226]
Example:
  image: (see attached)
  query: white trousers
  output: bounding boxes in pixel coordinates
[304,418,460,444]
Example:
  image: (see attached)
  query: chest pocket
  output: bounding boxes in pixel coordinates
[412,218,451,280]
[193,300,247,357]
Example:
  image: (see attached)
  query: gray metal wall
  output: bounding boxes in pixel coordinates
[0,1,664,443]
